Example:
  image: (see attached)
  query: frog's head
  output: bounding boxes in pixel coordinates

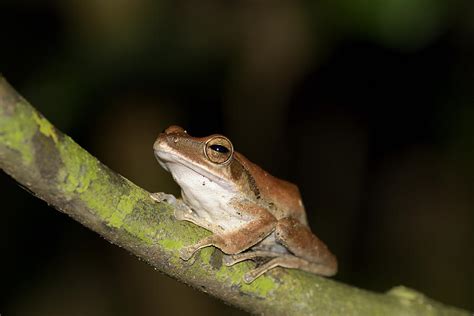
[154,125,238,190]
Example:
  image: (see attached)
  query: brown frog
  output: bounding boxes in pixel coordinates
[151,126,337,283]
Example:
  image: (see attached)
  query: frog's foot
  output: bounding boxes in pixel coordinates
[179,235,220,264]
[174,203,196,222]
[244,271,260,283]
[150,192,177,204]
[224,251,285,283]
[222,254,239,266]
[242,256,291,283]
[150,193,196,222]
[178,245,200,266]
[243,255,336,283]
[179,246,196,261]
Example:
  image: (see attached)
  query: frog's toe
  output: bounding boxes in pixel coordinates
[243,271,258,284]
[174,211,187,221]
[222,255,237,266]
[150,192,177,204]
[179,247,195,261]
[174,204,195,221]
[174,209,193,221]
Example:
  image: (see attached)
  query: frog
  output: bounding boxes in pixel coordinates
[151,125,337,283]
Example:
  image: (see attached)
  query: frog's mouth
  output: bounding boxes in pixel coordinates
[154,148,234,190]
[155,150,171,172]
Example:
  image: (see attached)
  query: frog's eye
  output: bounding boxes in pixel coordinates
[205,137,233,164]
[209,144,229,153]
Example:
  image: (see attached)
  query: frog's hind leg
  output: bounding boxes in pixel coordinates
[223,250,282,266]
[274,217,337,276]
[243,255,334,283]
[227,217,338,283]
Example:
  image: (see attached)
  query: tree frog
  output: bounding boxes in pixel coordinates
[151,125,337,283]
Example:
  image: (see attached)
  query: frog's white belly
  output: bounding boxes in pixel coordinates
[168,163,249,231]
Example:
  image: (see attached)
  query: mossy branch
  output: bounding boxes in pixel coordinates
[0,76,469,315]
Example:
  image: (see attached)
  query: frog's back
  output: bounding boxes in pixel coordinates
[233,152,308,225]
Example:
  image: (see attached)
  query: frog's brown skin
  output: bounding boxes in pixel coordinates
[151,125,337,283]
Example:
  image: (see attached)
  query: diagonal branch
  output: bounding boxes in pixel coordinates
[0,76,469,315]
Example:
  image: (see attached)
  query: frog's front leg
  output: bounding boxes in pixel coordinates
[150,192,215,230]
[180,205,277,260]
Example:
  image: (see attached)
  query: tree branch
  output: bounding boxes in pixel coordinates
[0,76,469,315]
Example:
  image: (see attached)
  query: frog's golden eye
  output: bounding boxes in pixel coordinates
[205,137,233,164]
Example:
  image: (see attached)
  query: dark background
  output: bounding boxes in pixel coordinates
[1,1,473,315]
